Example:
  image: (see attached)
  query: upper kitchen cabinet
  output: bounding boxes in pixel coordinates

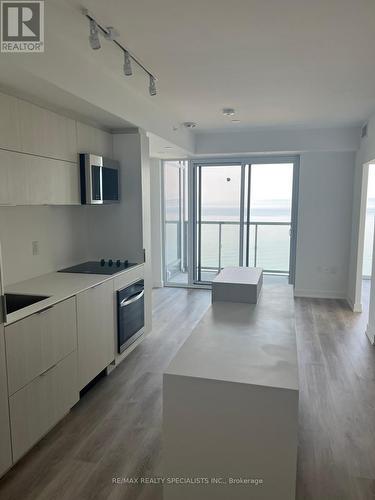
[0,150,80,206]
[0,93,21,151]
[27,156,80,205]
[77,122,113,158]
[18,100,77,162]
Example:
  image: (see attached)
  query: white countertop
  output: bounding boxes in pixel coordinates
[165,284,298,391]
[4,264,144,325]
[212,266,263,285]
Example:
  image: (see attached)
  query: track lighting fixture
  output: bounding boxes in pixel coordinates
[123,50,133,76]
[89,19,101,50]
[149,75,157,96]
[84,9,157,97]
[104,26,119,41]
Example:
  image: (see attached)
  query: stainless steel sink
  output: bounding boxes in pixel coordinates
[5,293,50,315]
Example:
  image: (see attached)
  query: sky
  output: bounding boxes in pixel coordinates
[201,163,293,206]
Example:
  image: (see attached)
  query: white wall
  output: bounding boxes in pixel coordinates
[295,152,356,299]
[348,115,375,310]
[195,126,360,156]
[0,206,89,285]
[150,159,164,288]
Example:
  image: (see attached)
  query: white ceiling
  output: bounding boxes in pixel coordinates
[68,0,375,131]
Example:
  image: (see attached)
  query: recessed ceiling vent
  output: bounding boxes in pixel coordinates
[361,123,368,139]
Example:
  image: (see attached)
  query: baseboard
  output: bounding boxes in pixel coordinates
[152,281,164,288]
[293,289,347,300]
[346,296,363,313]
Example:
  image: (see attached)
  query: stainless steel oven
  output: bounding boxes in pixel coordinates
[117,280,144,353]
[80,153,120,205]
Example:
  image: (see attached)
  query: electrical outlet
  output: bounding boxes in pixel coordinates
[32,241,39,256]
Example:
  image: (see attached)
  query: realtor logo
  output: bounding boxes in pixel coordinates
[1,1,44,52]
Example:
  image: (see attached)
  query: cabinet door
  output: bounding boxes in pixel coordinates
[27,156,80,205]
[77,122,113,158]
[18,100,77,162]
[77,281,115,390]
[0,149,30,205]
[0,327,12,477]
[0,151,80,206]
[5,297,77,395]
[9,350,78,462]
[0,92,21,151]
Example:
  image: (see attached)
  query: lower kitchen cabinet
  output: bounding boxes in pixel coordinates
[0,327,12,477]
[5,297,77,395]
[9,350,78,462]
[76,281,115,390]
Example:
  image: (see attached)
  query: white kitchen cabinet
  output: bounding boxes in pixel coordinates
[0,93,21,151]
[0,327,12,477]
[0,149,80,206]
[77,122,113,158]
[76,281,115,390]
[0,149,29,205]
[27,155,80,205]
[5,297,77,395]
[9,350,78,462]
[18,99,77,162]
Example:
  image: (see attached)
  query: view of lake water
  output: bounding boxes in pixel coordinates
[166,200,292,275]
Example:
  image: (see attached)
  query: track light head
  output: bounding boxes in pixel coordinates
[123,50,133,76]
[89,19,101,50]
[149,75,157,96]
[104,26,119,41]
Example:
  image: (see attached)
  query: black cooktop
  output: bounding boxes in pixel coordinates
[58,260,138,275]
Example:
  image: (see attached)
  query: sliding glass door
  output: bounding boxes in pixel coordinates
[248,163,294,272]
[193,159,298,284]
[195,164,243,282]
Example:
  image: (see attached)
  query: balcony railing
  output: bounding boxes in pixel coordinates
[165,220,291,280]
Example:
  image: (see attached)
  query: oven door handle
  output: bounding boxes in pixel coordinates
[120,290,144,307]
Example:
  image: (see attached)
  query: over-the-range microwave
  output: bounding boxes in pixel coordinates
[79,153,120,205]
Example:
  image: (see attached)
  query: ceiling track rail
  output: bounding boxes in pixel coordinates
[82,8,157,92]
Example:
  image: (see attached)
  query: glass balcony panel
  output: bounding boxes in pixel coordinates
[200,223,220,272]
[243,224,256,267]
[256,224,290,272]
[221,223,240,268]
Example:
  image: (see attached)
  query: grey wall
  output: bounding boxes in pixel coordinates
[295,152,356,298]
[0,206,89,285]
[85,132,144,263]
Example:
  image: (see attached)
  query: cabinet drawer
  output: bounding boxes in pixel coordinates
[5,297,77,395]
[9,350,78,462]
[113,265,144,292]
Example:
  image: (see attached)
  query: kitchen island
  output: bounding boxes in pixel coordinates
[163,282,298,500]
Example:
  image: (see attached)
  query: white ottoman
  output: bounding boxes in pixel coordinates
[212,267,263,304]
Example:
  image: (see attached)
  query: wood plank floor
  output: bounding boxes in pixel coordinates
[0,284,374,500]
